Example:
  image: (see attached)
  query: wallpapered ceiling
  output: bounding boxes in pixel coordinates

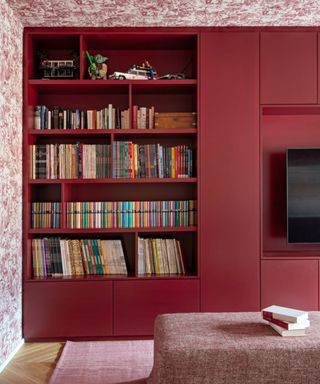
[6,0,320,27]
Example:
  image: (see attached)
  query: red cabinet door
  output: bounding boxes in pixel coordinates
[114,279,200,336]
[261,32,317,104]
[23,281,113,339]
[261,260,318,311]
[200,32,260,311]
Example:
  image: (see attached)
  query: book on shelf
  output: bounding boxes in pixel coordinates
[31,202,61,229]
[34,104,130,130]
[268,322,306,337]
[132,105,155,129]
[65,200,196,229]
[262,305,309,324]
[113,142,193,179]
[138,237,185,275]
[30,143,111,179]
[32,238,127,278]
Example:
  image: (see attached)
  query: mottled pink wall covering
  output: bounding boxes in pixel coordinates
[0,0,23,368]
[6,0,320,27]
[1,0,320,369]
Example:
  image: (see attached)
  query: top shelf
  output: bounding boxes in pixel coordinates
[25,32,198,81]
[28,79,197,86]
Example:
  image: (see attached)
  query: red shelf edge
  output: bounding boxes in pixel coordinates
[28,226,197,234]
[24,275,200,283]
[28,128,197,135]
[29,177,197,184]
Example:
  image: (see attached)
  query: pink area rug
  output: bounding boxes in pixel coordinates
[49,340,154,384]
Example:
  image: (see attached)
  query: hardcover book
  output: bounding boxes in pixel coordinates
[269,322,306,337]
[263,313,310,330]
[262,305,308,323]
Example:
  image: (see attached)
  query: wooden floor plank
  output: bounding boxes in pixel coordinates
[0,343,64,384]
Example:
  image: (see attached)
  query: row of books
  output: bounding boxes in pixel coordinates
[113,142,193,178]
[262,305,310,337]
[132,105,155,129]
[138,237,185,275]
[31,202,61,229]
[31,200,196,229]
[32,238,127,278]
[30,144,111,179]
[66,200,196,229]
[34,105,130,130]
[29,142,194,179]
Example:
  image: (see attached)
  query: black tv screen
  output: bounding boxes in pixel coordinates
[287,148,320,243]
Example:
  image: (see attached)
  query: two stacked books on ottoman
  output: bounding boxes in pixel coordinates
[262,305,310,337]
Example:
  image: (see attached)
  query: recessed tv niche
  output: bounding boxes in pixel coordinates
[287,148,320,243]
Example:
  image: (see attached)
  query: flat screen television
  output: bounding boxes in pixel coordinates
[287,148,320,243]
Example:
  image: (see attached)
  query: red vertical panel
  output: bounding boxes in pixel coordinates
[261,260,318,310]
[200,32,260,311]
[114,279,200,336]
[261,32,317,105]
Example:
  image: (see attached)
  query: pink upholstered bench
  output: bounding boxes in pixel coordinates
[148,312,320,384]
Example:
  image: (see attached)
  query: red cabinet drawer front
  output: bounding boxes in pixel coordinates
[261,32,317,104]
[114,279,200,336]
[261,260,319,311]
[23,281,113,339]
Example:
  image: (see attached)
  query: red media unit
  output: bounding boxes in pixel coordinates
[23,28,320,340]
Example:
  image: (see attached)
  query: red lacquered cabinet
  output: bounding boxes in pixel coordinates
[23,281,113,339]
[23,28,199,339]
[261,260,319,311]
[22,27,320,340]
[200,32,260,311]
[114,279,200,336]
[260,32,317,105]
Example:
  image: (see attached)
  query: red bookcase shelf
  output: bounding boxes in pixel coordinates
[23,28,199,340]
[28,226,197,235]
[29,128,197,136]
[29,177,197,184]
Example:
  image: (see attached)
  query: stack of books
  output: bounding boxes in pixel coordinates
[262,305,310,337]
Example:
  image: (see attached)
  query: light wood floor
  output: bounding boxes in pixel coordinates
[0,343,64,384]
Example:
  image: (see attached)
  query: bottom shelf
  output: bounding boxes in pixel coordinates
[23,279,200,339]
[27,232,198,279]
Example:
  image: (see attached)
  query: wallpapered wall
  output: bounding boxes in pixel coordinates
[0,0,23,368]
[2,0,320,369]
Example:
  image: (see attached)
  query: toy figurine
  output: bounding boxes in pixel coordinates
[86,51,108,80]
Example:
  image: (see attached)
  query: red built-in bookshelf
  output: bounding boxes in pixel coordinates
[23,29,200,339]
[24,27,320,341]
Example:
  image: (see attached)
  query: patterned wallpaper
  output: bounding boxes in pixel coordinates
[0,0,23,368]
[6,0,320,27]
[1,0,320,369]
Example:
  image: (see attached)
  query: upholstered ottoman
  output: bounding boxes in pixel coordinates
[148,312,320,384]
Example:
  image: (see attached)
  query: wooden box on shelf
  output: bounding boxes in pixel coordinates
[154,112,197,129]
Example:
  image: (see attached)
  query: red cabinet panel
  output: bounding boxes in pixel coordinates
[261,260,318,310]
[200,32,260,311]
[261,32,317,104]
[262,112,320,252]
[114,279,200,336]
[23,281,113,339]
